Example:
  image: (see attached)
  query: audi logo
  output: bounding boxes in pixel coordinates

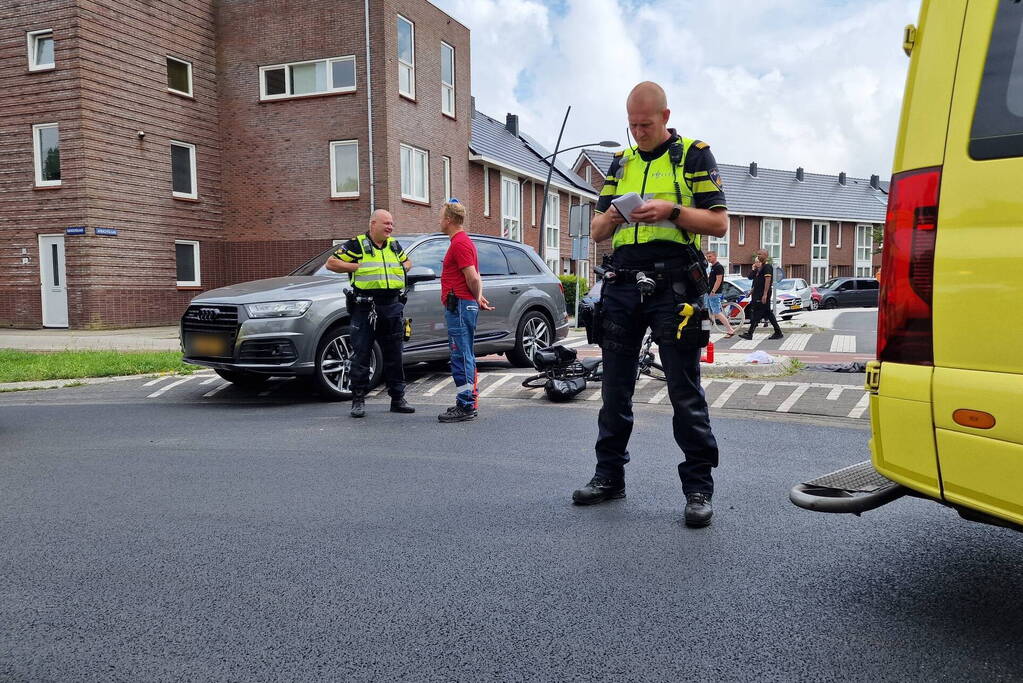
[196,307,221,322]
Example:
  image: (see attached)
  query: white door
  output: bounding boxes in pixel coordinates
[39,234,68,327]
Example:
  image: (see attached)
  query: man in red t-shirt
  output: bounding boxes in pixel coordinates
[437,200,493,423]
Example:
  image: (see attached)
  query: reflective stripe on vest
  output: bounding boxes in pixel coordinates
[610,137,701,251]
[351,236,406,290]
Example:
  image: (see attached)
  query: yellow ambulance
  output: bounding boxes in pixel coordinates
[791,0,1023,531]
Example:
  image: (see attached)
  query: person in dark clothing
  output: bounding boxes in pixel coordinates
[740,249,783,340]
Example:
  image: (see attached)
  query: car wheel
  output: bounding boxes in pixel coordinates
[824,298,838,309]
[507,310,553,367]
[811,298,820,310]
[313,325,382,401]
[214,368,270,390]
[781,314,793,321]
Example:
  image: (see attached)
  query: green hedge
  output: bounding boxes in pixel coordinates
[558,275,590,311]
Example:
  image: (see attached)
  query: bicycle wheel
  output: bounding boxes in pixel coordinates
[521,374,548,388]
[641,361,667,381]
[719,302,746,330]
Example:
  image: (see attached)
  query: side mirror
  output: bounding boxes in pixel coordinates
[406,266,437,286]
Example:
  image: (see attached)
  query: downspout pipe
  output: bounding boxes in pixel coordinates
[364,0,376,211]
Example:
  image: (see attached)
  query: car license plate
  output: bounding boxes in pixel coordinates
[188,334,228,356]
[790,302,801,310]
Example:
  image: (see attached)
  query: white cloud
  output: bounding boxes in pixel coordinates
[433,0,919,178]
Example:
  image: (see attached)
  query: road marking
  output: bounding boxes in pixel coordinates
[830,335,857,353]
[826,387,846,401]
[731,333,768,350]
[202,382,231,398]
[479,373,514,397]
[425,376,453,396]
[848,393,870,419]
[710,333,725,344]
[776,385,810,412]
[757,383,774,396]
[779,333,811,351]
[366,385,386,397]
[201,377,220,385]
[585,387,603,401]
[647,385,670,404]
[147,376,193,398]
[711,381,741,408]
[562,338,592,348]
[143,376,169,387]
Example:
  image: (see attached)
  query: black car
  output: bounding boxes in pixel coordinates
[816,277,880,309]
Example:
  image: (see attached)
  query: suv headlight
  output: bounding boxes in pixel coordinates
[245,300,312,318]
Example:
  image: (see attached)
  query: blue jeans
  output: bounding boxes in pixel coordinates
[444,299,479,409]
[705,293,723,315]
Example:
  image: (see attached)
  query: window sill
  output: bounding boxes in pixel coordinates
[33,184,62,190]
[330,195,360,201]
[399,92,417,103]
[401,196,430,207]
[259,90,357,104]
[442,112,456,121]
[28,65,56,73]
[172,195,201,203]
[176,285,203,290]
[168,88,195,100]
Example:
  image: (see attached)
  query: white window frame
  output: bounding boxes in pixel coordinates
[738,215,745,245]
[166,55,193,97]
[836,221,843,249]
[812,221,830,261]
[440,41,455,117]
[397,15,416,99]
[761,218,782,264]
[585,165,592,184]
[27,30,54,71]
[174,240,201,287]
[855,223,874,275]
[707,228,729,265]
[501,175,522,242]
[545,192,560,252]
[483,167,490,216]
[329,140,360,198]
[32,123,61,187]
[442,156,451,201]
[531,182,536,225]
[400,143,429,203]
[259,55,357,101]
[789,218,796,247]
[170,140,198,199]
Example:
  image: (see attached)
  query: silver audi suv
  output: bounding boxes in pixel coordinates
[180,233,569,399]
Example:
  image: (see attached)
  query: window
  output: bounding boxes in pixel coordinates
[585,165,592,184]
[789,218,796,247]
[836,222,843,249]
[531,182,536,225]
[970,1,1023,159]
[501,176,521,241]
[855,223,873,276]
[170,141,197,199]
[175,240,200,286]
[259,56,356,100]
[442,156,451,200]
[397,15,415,98]
[406,238,448,274]
[812,266,829,286]
[440,42,455,117]
[32,123,61,187]
[400,143,428,202]
[27,30,54,71]
[329,140,359,198]
[760,218,782,262]
[483,167,490,216]
[476,241,509,276]
[503,246,540,274]
[166,56,193,96]
[738,216,745,245]
[812,221,830,260]
[707,229,729,260]
[545,193,560,251]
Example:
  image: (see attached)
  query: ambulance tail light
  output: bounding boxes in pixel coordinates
[877,167,940,365]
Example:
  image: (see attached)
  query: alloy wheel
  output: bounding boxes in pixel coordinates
[319,333,375,395]
[522,316,551,360]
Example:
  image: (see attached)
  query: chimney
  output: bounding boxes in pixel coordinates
[748,162,757,177]
[796,167,804,182]
[506,113,519,137]
[870,174,880,189]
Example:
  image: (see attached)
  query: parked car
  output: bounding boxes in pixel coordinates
[774,277,812,315]
[724,275,752,293]
[815,277,880,309]
[180,233,570,399]
[810,285,822,310]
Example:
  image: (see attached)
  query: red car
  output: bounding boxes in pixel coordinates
[810,286,822,310]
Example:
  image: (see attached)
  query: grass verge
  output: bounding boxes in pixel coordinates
[0,349,196,383]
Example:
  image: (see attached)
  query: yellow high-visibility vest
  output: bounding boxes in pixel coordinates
[336,235,407,290]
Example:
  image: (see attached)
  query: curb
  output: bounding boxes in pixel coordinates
[0,371,203,392]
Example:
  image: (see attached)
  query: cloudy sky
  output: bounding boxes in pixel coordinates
[432,0,919,179]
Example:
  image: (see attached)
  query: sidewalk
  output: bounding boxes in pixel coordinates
[0,326,181,351]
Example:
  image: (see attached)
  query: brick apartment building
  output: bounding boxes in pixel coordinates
[573,153,886,284]
[1,0,470,328]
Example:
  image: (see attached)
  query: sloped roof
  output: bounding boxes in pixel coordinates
[469,111,596,196]
[571,149,887,222]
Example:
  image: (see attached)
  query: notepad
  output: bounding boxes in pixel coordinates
[610,192,644,222]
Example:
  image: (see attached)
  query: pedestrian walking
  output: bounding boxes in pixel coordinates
[739,249,783,340]
[705,250,734,337]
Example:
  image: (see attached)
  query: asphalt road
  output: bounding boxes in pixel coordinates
[831,309,878,334]
[1,389,1020,681]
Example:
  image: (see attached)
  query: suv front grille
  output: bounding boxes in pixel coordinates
[238,339,298,364]
[182,305,239,359]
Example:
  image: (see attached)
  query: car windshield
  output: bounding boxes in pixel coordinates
[820,278,842,290]
[728,277,752,292]
[289,247,343,276]
[777,279,797,290]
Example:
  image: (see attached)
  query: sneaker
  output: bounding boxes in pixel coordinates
[390,397,415,414]
[768,332,784,340]
[350,398,365,418]
[572,475,626,505]
[438,404,477,423]
[737,333,754,340]
[684,492,713,527]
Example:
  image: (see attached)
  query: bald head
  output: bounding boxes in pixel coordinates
[368,209,395,244]
[626,81,671,152]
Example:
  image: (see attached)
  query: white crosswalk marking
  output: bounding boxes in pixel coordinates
[143,376,169,387]
[701,379,714,389]
[826,387,846,401]
[147,376,193,398]
[731,333,769,350]
[479,373,514,397]
[425,376,453,396]
[830,335,857,353]
[848,393,870,419]
[711,381,741,408]
[366,385,385,397]
[710,333,725,344]
[202,382,230,398]
[201,377,220,385]
[779,333,811,351]
[562,338,592,348]
[757,383,774,396]
[647,385,670,404]
[585,387,603,401]
[776,385,809,412]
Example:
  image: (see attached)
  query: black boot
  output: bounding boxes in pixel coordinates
[684,492,713,527]
[572,476,626,505]
[350,398,365,418]
[390,397,415,414]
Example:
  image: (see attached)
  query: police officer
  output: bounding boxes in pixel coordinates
[572,82,729,527]
[326,209,415,418]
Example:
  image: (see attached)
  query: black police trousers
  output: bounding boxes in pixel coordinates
[595,281,719,494]
[349,299,406,399]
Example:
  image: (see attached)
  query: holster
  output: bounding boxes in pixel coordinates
[585,300,604,346]
[403,318,413,342]
[445,290,459,313]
